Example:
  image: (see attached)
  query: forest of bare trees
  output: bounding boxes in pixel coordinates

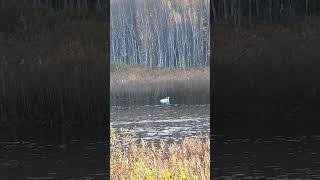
[212,0,320,26]
[111,0,209,69]
[0,0,104,10]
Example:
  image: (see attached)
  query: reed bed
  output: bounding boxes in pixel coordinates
[110,130,210,180]
[110,64,210,99]
[0,63,108,127]
[213,16,320,131]
[0,8,107,127]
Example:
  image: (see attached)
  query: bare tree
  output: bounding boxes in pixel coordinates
[213,0,320,26]
[111,0,210,69]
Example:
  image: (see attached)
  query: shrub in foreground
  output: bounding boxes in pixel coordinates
[110,130,210,180]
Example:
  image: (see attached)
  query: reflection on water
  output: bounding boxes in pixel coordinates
[111,103,210,144]
[0,128,107,179]
[215,135,320,179]
[111,95,210,107]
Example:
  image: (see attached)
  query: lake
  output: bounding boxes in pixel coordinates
[111,96,210,144]
[0,127,107,180]
[0,96,210,179]
[215,135,320,179]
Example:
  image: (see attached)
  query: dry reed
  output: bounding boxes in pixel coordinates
[110,129,210,180]
[0,63,108,127]
[213,16,320,131]
[110,64,210,99]
[0,7,107,127]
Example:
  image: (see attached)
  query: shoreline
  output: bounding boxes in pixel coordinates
[111,129,210,180]
[111,64,210,99]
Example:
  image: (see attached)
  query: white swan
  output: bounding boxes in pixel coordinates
[160,97,170,104]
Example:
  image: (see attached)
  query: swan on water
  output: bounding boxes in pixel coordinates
[160,97,170,104]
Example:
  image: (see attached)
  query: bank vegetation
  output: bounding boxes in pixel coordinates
[110,130,210,180]
[0,6,107,127]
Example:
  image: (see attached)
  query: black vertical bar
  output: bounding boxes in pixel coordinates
[210,0,216,179]
[105,0,110,178]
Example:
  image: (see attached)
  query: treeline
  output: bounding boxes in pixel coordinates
[111,0,210,69]
[212,0,320,26]
[0,0,105,10]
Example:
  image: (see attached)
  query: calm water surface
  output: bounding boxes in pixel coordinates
[111,102,210,143]
[215,135,320,179]
[0,128,107,180]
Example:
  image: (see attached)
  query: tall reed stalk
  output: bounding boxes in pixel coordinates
[0,7,107,128]
[111,64,210,99]
[0,62,108,127]
[213,16,320,131]
[110,129,210,180]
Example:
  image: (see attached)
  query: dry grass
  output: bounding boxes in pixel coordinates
[0,7,107,127]
[213,16,320,129]
[0,63,108,127]
[213,16,320,64]
[0,7,106,64]
[110,129,210,180]
[110,64,210,98]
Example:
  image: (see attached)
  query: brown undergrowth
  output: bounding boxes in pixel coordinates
[110,129,210,180]
[0,7,107,127]
[213,16,320,124]
[111,64,210,98]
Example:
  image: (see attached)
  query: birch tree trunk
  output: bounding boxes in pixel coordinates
[111,0,209,69]
[97,0,101,9]
[83,0,87,9]
[77,0,81,9]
